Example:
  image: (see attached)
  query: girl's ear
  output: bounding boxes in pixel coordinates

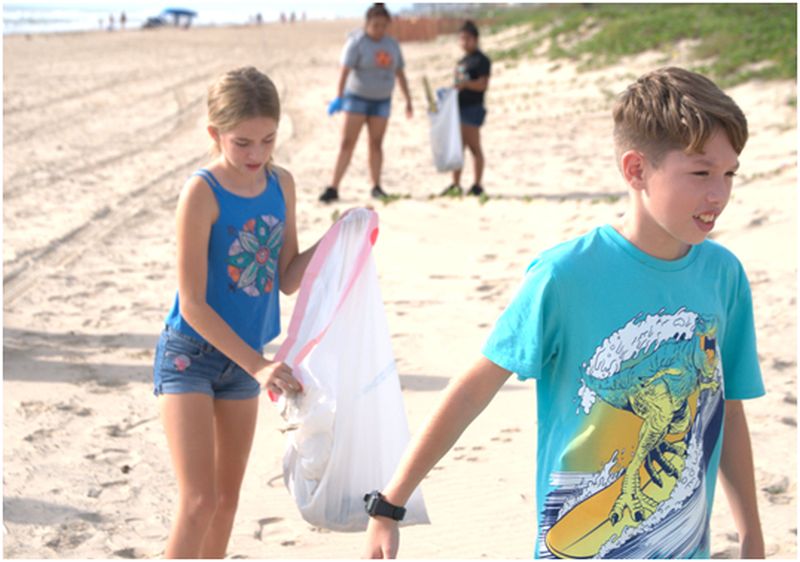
[207,125,220,144]
[621,150,647,191]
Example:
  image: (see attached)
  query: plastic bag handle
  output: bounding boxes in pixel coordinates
[268,210,379,402]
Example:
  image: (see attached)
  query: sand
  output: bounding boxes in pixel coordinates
[2,19,796,559]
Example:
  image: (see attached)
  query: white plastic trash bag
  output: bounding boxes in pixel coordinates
[273,208,429,532]
[428,87,464,172]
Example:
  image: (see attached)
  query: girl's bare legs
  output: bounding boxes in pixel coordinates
[160,393,216,558]
[461,123,484,188]
[330,112,368,189]
[199,397,259,558]
[366,115,389,188]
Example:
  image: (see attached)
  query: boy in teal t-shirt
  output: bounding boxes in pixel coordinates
[362,67,765,559]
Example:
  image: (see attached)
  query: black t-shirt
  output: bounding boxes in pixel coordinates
[456,49,491,107]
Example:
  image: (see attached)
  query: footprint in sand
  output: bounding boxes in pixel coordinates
[253,517,284,541]
[56,401,93,417]
[773,358,796,371]
[103,415,158,438]
[23,428,54,443]
[266,473,284,488]
[490,427,520,443]
[18,400,47,418]
[113,546,150,559]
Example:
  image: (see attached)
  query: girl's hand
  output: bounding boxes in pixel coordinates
[255,359,303,396]
[405,100,413,119]
[328,96,344,116]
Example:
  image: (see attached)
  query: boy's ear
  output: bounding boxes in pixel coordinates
[621,150,647,191]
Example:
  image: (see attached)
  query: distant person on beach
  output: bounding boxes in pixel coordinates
[152,66,349,558]
[107,13,115,31]
[441,20,491,198]
[363,67,765,559]
[120,11,127,30]
[319,3,413,203]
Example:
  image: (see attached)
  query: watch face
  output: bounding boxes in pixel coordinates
[365,492,379,513]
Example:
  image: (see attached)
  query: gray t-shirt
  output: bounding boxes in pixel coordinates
[341,30,404,100]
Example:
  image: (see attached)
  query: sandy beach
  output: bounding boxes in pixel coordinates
[2,19,796,559]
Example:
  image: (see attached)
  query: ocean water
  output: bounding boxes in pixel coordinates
[3,1,412,35]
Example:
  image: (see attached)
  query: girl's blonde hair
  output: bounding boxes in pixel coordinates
[207,66,281,157]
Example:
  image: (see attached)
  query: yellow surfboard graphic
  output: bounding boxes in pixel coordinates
[545,451,686,559]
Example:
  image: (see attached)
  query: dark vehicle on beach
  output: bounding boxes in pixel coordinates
[142,8,198,29]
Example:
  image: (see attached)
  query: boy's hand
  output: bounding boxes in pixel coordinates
[740,533,766,558]
[254,359,302,396]
[363,516,399,558]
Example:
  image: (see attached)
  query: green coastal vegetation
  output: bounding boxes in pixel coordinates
[481,3,796,87]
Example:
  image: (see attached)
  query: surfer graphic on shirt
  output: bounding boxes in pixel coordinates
[543,307,723,559]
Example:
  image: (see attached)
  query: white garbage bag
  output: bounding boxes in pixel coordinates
[428,87,464,172]
[273,208,429,532]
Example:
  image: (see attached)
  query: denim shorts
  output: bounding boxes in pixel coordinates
[459,104,487,127]
[342,92,391,118]
[152,325,261,400]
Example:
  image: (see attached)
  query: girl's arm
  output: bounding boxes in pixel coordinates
[719,400,765,558]
[175,178,298,394]
[456,75,489,92]
[336,66,351,98]
[176,177,264,376]
[363,356,512,558]
[275,166,320,295]
[395,69,413,118]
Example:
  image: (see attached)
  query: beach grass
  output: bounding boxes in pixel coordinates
[485,3,796,86]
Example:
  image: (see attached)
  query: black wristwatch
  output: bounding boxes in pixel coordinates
[364,490,406,521]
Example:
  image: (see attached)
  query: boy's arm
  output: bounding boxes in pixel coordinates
[363,356,512,558]
[718,399,765,559]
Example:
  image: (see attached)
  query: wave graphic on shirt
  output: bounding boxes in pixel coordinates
[538,307,722,559]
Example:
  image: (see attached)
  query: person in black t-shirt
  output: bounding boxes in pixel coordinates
[441,20,491,197]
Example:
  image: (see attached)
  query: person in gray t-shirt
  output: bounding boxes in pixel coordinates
[319,3,413,203]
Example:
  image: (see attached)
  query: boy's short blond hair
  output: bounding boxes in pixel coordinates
[613,67,748,166]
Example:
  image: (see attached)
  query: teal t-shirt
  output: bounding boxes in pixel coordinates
[482,225,765,559]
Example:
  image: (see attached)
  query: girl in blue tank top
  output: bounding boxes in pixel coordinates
[152,66,336,558]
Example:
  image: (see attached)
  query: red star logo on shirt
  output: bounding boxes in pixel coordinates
[375,50,393,68]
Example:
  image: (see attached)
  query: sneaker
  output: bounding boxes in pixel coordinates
[467,184,485,196]
[440,184,463,197]
[319,186,339,203]
[371,185,389,199]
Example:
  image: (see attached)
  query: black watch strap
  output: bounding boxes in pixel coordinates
[364,490,406,521]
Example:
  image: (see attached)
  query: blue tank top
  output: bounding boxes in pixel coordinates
[165,167,286,350]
